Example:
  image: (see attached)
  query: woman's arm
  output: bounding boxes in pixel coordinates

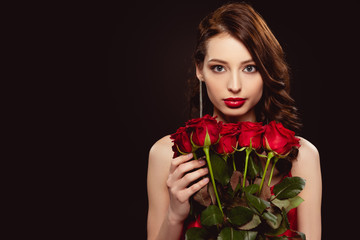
[147,136,209,240]
[291,137,322,240]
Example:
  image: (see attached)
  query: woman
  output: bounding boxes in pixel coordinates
[147,3,322,240]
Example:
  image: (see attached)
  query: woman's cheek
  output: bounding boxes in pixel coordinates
[205,79,223,101]
[206,84,220,107]
[250,78,263,103]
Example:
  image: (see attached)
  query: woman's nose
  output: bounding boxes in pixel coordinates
[227,72,241,93]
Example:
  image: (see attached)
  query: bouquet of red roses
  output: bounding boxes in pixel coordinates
[171,115,306,240]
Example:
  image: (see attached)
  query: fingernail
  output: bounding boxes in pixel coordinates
[186,153,193,158]
[203,178,209,183]
[198,159,205,164]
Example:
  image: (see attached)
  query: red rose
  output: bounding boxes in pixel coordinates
[238,121,264,150]
[262,121,300,157]
[170,126,193,158]
[213,123,240,155]
[186,114,221,147]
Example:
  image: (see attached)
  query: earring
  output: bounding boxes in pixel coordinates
[199,80,203,118]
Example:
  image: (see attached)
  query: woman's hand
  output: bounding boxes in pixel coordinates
[166,153,209,224]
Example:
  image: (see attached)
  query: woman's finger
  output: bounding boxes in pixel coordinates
[172,158,206,180]
[179,177,209,202]
[177,167,209,189]
[169,153,193,173]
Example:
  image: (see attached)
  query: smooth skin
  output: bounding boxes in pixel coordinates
[147,33,322,240]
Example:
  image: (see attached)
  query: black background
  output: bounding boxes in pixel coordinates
[64,0,359,239]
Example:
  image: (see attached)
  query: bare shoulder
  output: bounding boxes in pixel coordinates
[149,135,173,164]
[292,136,321,176]
[148,135,174,182]
[297,137,319,159]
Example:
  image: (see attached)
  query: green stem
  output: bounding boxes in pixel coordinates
[192,152,198,160]
[203,147,224,216]
[258,151,274,194]
[242,148,252,188]
[268,156,279,186]
[232,154,236,171]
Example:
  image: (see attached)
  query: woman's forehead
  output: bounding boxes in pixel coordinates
[205,33,252,64]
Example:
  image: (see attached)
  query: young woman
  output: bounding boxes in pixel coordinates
[147,3,322,240]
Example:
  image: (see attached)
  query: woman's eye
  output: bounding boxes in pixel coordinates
[243,65,257,73]
[211,65,225,72]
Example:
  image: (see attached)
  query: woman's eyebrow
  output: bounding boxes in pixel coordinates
[240,59,255,65]
[208,58,254,65]
[208,58,228,64]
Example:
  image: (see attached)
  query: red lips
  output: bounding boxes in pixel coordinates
[223,97,246,108]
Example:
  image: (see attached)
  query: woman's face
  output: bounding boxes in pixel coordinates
[196,33,263,123]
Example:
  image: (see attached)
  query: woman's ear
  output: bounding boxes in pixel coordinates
[195,64,204,81]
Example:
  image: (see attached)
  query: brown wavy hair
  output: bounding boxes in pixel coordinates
[187,2,301,173]
[188,2,301,134]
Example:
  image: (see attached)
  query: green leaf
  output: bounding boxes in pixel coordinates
[273,177,305,200]
[245,192,270,214]
[238,214,262,230]
[271,198,289,210]
[265,219,287,236]
[217,228,257,240]
[285,196,304,212]
[271,196,304,212]
[217,227,242,240]
[265,208,290,236]
[200,205,224,226]
[227,206,254,226]
[282,207,290,230]
[239,231,257,240]
[263,211,282,229]
[262,211,278,226]
[209,150,231,186]
[244,184,260,195]
[185,227,209,240]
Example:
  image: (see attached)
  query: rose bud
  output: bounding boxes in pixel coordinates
[238,121,264,151]
[185,114,221,148]
[170,126,194,158]
[262,121,300,158]
[213,123,240,155]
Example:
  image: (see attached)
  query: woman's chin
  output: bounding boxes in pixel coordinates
[213,107,256,122]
